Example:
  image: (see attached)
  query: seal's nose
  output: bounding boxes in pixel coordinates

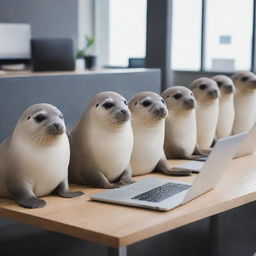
[225,85,234,93]
[115,109,129,122]
[249,79,256,89]
[53,123,60,130]
[121,109,127,116]
[48,123,64,135]
[154,107,166,118]
[183,98,195,108]
[208,89,218,99]
[159,107,165,116]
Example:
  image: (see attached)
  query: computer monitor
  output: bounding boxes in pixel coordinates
[0,23,31,64]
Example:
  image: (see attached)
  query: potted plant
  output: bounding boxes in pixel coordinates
[77,35,96,70]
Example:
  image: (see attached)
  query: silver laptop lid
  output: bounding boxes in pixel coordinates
[183,132,248,204]
[235,124,256,158]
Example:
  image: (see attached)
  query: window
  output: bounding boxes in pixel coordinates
[171,0,254,72]
[205,0,253,71]
[108,0,147,66]
[171,0,202,71]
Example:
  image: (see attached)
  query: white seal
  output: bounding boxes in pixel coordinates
[0,103,83,208]
[212,75,235,139]
[232,71,256,134]
[162,86,208,159]
[129,91,191,176]
[190,77,220,149]
[69,91,134,188]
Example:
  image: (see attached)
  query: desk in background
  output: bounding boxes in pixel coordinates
[0,68,160,142]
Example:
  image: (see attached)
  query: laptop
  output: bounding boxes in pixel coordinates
[179,124,256,172]
[31,38,75,71]
[90,133,247,211]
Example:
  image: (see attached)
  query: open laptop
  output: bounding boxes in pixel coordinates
[31,38,75,71]
[178,124,256,172]
[90,133,247,211]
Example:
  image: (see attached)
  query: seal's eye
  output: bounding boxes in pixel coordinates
[161,99,165,104]
[34,114,46,123]
[142,100,152,107]
[124,100,127,105]
[217,81,222,87]
[103,102,114,109]
[135,102,137,105]
[59,114,64,119]
[27,116,31,120]
[199,84,207,90]
[96,104,99,107]
[241,76,248,81]
[173,93,182,100]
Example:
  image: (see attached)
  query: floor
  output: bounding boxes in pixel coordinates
[0,201,256,256]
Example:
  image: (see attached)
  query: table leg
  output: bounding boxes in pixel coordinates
[108,246,127,256]
[209,214,219,256]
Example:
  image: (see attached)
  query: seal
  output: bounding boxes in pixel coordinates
[0,103,84,209]
[129,91,191,176]
[69,91,134,188]
[162,86,208,159]
[212,75,235,138]
[232,71,256,134]
[190,77,220,149]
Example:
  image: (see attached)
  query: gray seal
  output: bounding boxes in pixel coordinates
[212,75,235,138]
[0,103,84,208]
[129,91,191,176]
[69,91,134,188]
[162,86,209,159]
[232,71,256,134]
[190,77,220,149]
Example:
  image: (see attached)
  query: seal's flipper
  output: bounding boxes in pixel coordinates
[8,181,46,208]
[166,145,204,160]
[19,197,46,209]
[194,145,212,156]
[118,166,135,186]
[83,170,121,189]
[155,154,192,176]
[54,178,84,198]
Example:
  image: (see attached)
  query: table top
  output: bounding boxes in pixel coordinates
[0,68,157,79]
[0,155,256,248]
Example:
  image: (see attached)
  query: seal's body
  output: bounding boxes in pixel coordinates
[129,91,191,176]
[232,71,256,134]
[212,75,235,138]
[0,104,83,208]
[69,91,134,188]
[191,78,220,149]
[131,117,165,176]
[162,86,205,159]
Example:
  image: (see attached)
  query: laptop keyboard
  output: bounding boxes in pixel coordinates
[131,182,191,203]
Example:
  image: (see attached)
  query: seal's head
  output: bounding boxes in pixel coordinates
[212,75,235,97]
[88,91,130,127]
[190,77,220,105]
[162,86,196,113]
[128,91,167,123]
[15,103,66,144]
[232,71,256,93]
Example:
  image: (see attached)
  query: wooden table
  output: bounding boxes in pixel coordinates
[0,155,256,256]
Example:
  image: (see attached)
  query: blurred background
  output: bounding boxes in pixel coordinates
[1,0,256,87]
[0,1,256,256]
